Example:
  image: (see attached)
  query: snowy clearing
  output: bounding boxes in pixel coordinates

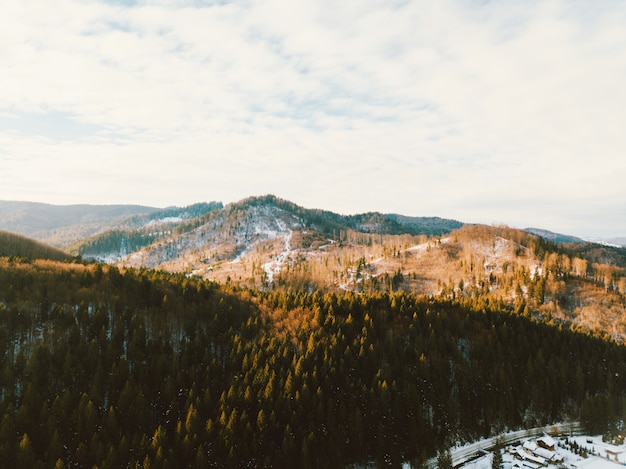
[263,229,294,284]
[450,431,626,469]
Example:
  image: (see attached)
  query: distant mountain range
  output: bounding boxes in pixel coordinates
[1,195,624,250]
[0,196,465,250]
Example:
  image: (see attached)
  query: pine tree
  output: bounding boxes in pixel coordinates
[437,449,452,469]
[17,433,36,468]
[492,436,503,469]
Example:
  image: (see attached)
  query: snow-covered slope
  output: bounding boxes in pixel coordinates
[121,202,305,283]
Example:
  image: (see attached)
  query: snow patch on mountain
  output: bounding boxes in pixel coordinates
[145,216,184,227]
[263,228,294,284]
[230,206,301,264]
[117,201,307,286]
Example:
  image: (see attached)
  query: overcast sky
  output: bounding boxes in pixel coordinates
[1,0,625,238]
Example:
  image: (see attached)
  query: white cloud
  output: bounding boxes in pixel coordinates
[0,0,625,237]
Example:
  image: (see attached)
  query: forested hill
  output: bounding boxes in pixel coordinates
[0,196,462,254]
[74,195,462,262]
[0,230,71,261]
[72,201,223,259]
[0,258,624,467]
[229,195,464,236]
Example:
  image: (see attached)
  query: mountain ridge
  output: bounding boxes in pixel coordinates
[4,195,620,246]
[80,195,467,277]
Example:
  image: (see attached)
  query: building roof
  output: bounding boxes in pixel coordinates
[537,435,556,448]
[523,440,538,452]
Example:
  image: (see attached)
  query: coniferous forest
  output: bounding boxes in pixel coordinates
[0,258,625,468]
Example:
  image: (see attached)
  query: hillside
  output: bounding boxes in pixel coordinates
[0,258,624,467]
[71,195,626,341]
[0,230,71,261]
[74,194,464,277]
[73,201,223,260]
[5,195,626,340]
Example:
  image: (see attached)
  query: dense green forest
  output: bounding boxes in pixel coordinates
[0,258,625,468]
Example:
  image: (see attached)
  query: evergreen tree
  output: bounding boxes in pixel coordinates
[492,436,503,469]
[437,449,452,469]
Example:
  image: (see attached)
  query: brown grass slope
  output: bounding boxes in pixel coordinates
[176,221,626,341]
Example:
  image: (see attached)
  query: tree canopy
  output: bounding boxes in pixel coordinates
[0,258,624,467]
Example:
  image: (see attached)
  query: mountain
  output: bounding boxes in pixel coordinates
[524,227,584,243]
[607,237,626,247]
[0,200,223,250]
[2,197,626,467]
[0,230,71,261]
[80,194,464,281]
[584,237,626,248]
[524,228,626,249]
[73,194,463,267]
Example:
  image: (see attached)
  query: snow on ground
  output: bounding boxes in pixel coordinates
[462,453,492,469]
[215,206,300,284]
[219,206,302,266]
[263,228,294,284]
[406,237,451,253]
[91,253,124,263]
[454,433,626,469]
[145,216,184,227]
[566,435,626,466]
[482,237,510,273]
[406,242,430,253]
[318,239,336,250]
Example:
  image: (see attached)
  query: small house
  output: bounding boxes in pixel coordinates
[537,435,556,451]
[524,453,547,467]
[523,440,538,453]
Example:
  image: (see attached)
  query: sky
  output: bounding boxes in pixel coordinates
[1,0,625,239]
